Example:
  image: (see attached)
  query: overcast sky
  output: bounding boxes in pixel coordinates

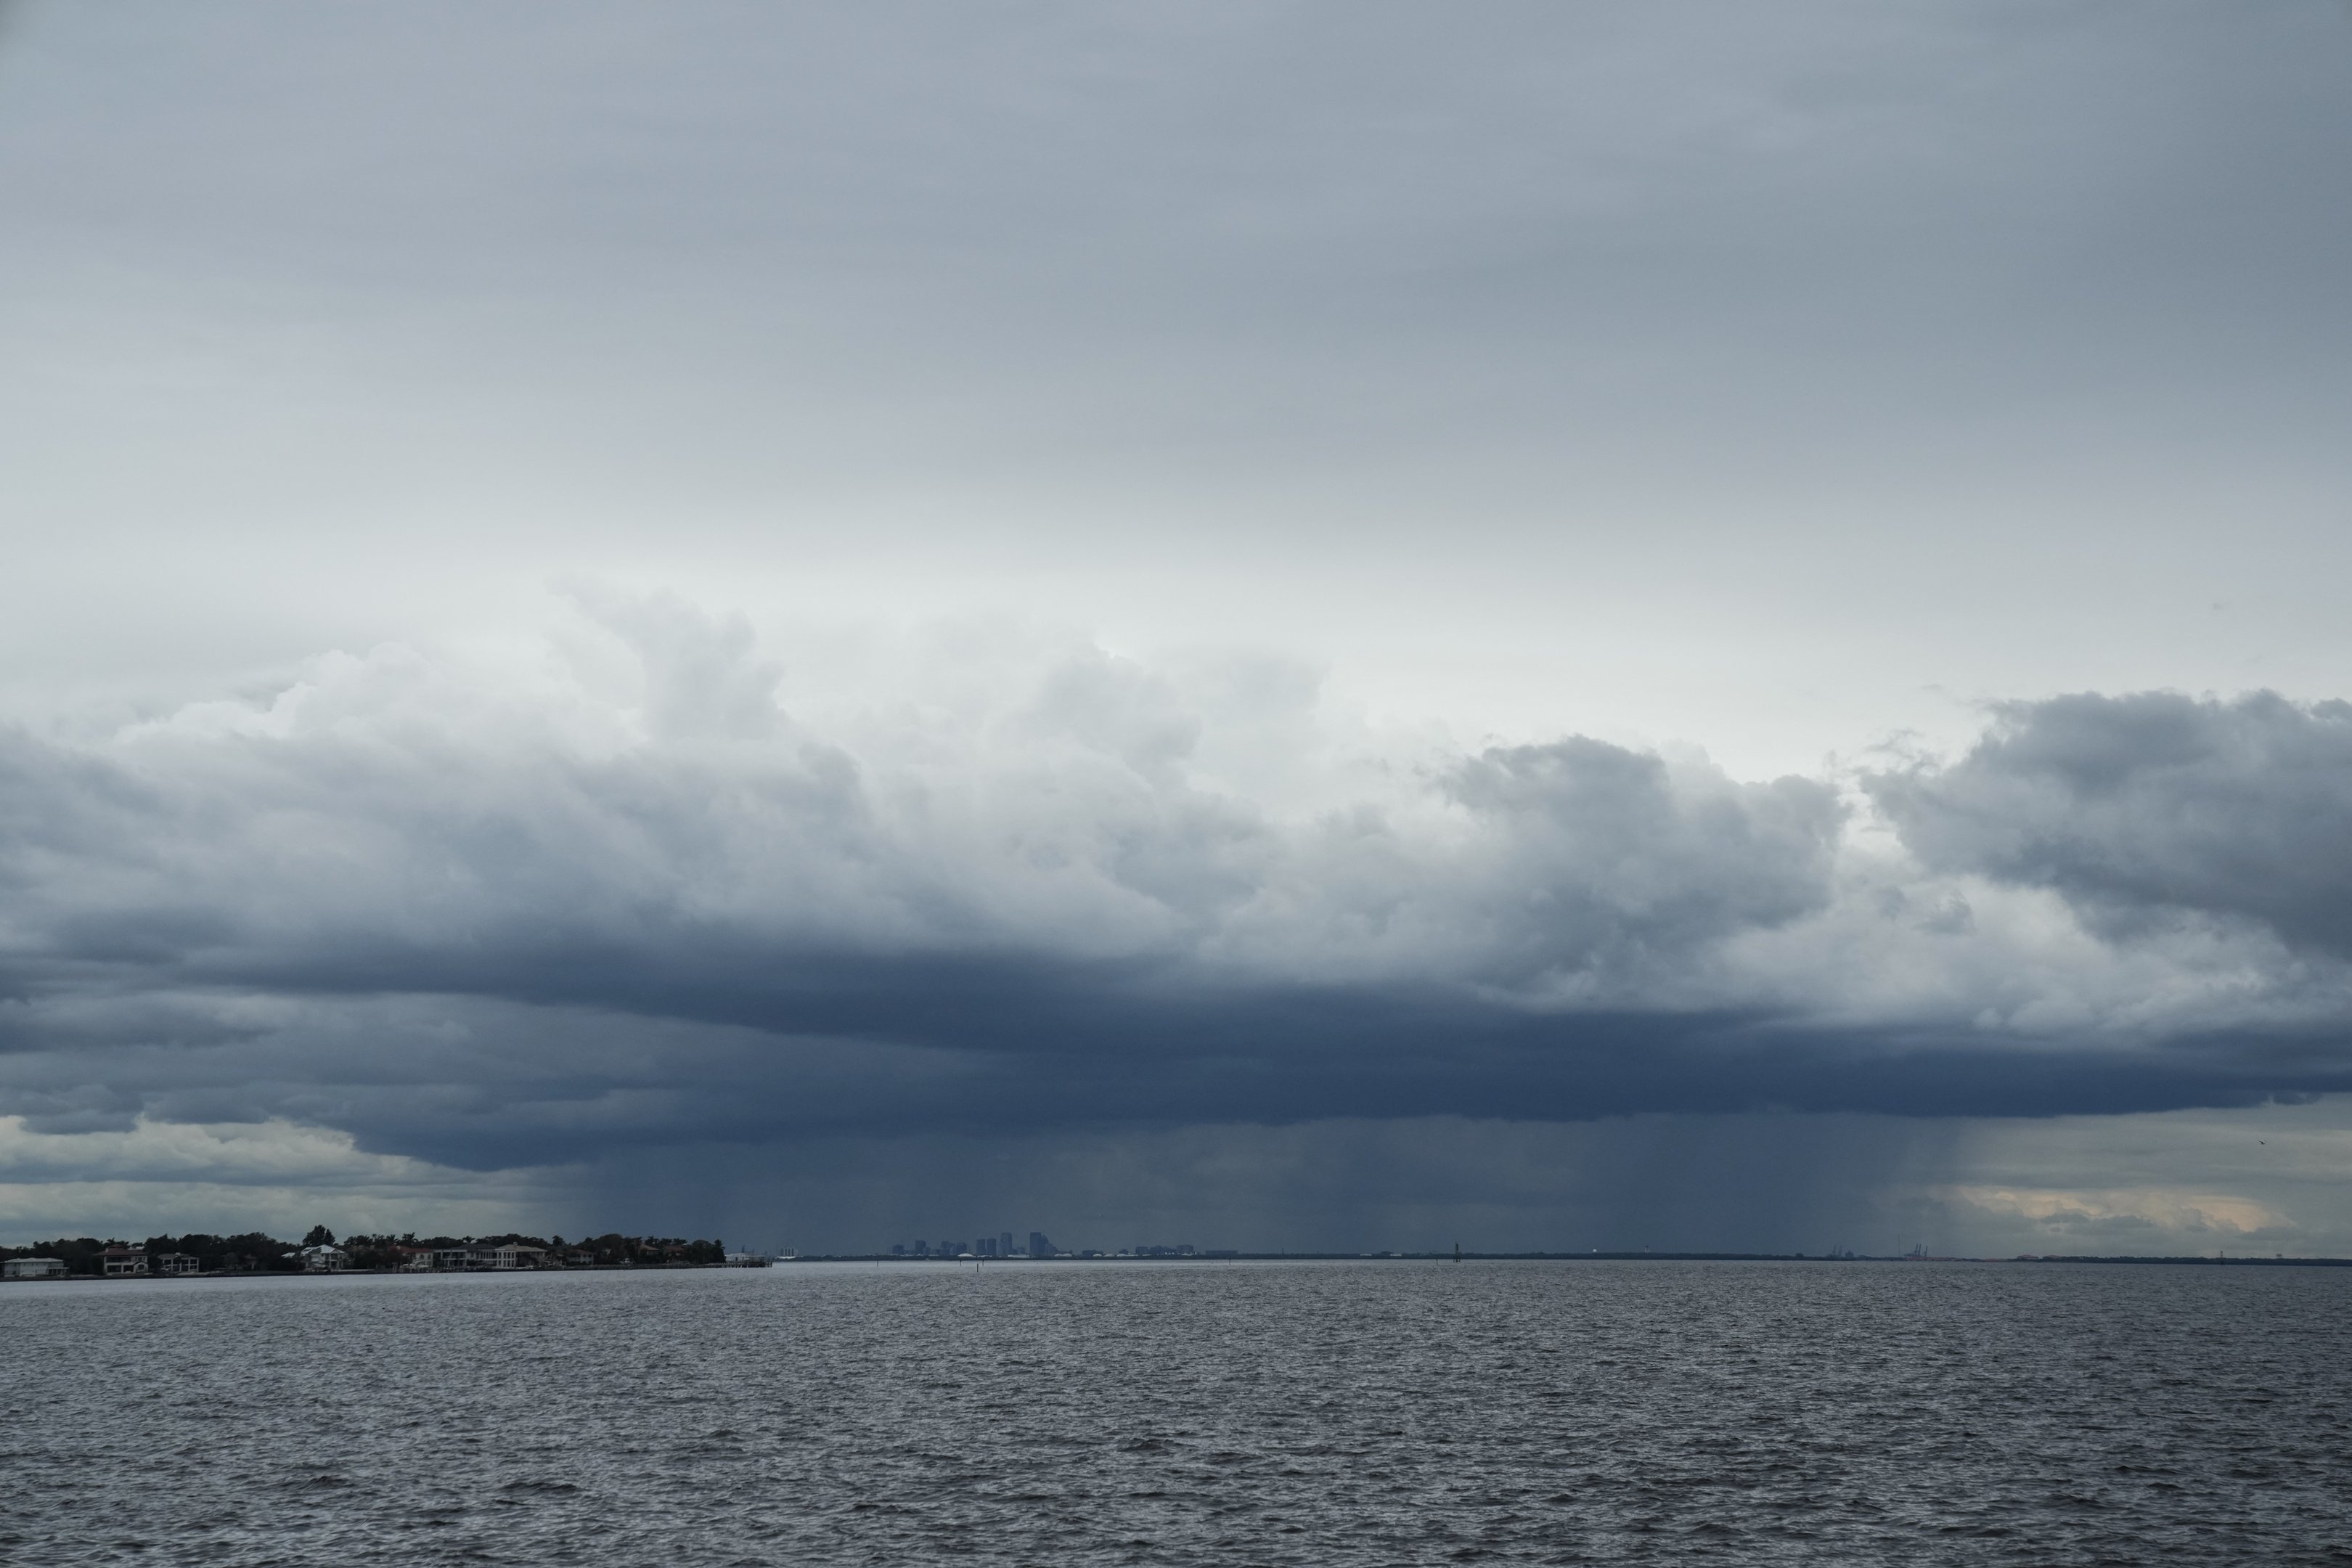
[4,1,2351,1255]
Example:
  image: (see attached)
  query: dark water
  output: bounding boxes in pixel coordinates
[4,1260,2348,1564]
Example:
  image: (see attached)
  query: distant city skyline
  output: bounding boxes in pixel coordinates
[881,1234,1232,1259]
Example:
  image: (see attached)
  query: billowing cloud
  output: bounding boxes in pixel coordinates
[1871,692,2352,955]
[0,600,1846,1141]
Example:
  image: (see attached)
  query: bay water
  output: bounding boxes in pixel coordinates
[4,1259,2346,1564]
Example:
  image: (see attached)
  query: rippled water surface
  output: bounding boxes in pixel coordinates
[5,1259,2348,1564]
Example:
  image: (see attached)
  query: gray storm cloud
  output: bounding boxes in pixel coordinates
[2,603,2350,1188]
[1872,692,2352,957]
[0,601,1837,1020]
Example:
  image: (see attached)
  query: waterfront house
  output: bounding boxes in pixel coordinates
[477,1244,547,1269]
[102,1246,150,1278]
[301,1244,350,1273]
[4,1257,68,1281]
[430,1244,534,1270]
[155,1252,202,1277]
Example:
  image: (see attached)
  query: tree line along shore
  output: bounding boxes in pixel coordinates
[1,1228,734,1278]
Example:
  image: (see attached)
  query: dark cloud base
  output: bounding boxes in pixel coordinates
[6,678,2352,1185]
[7,958,2343,1176]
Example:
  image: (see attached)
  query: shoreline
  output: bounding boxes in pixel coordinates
[12,1250,2351,1283]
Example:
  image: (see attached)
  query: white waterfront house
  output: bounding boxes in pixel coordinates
[4,1257,67,1281]
[429,1243,547,1270]
[301,1245,351,1273]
